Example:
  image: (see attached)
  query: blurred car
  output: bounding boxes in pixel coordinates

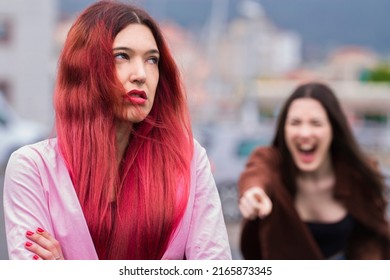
[0,93,49,169]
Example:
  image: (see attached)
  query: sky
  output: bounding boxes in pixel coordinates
[59,0,390,56]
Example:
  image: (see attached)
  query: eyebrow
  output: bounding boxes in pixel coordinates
[112,47,160,56]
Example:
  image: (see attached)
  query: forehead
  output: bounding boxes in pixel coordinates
[113,23,157,49]
[287,98,328,119]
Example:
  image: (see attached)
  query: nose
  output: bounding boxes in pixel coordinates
[129,59,146,85]
[298,124,312,138]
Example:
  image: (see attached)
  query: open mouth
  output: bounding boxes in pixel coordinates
[296,144,317,163]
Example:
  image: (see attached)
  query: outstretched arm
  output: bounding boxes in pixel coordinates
[239,186,272,220]
[238,147,277,220]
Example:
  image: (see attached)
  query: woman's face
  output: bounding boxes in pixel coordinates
[284,98,333,174]
[113,23,160,123]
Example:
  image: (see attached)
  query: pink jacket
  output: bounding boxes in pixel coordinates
[3,138,231,260]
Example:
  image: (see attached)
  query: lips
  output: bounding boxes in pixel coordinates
[124,89,147,105]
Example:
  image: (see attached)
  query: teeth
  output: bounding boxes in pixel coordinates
[297,144,315,152]
[300,145,313,151]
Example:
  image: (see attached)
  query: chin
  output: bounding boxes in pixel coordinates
[295,162,320,173]
[127,118,146,124]
[124,113,149,123]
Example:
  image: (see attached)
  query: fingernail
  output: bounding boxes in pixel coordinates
[26,231,34,236]
[33,255,39,260]
[25,242,32,247]
[37,227,44,233]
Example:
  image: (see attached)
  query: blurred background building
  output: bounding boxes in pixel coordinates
[0,0,57,126]
[1,0,390,260]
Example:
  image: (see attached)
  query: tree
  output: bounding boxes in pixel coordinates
[361,64,390,82]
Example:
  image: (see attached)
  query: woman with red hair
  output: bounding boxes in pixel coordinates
[3,1,231,260]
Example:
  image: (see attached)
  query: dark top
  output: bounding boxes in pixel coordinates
[305,214,355,259]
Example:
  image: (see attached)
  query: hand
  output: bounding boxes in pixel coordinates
[25,227,64,260]
[239,186,272,220]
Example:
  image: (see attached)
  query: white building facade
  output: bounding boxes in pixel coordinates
[0,0,57,126]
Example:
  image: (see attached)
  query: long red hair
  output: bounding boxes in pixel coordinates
[54,0,193,259]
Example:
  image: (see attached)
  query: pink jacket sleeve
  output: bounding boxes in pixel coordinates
[3,141,98,260]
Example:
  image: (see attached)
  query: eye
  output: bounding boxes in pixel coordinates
[288,119,300,126]
[311,120,323,127]
[146,56,159,65]
[114,52,129,60]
